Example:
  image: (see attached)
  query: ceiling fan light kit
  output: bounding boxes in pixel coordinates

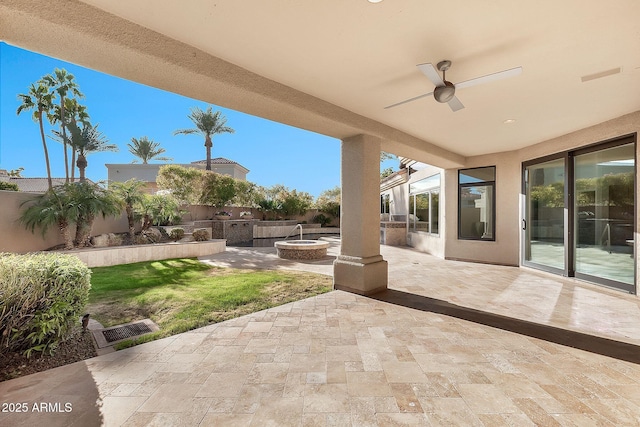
[433,82,455,103]
[385,59,523,112]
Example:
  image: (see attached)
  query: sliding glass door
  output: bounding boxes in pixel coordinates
[523,136,635,293]
[523,157,566,272]
[574,143,635,289]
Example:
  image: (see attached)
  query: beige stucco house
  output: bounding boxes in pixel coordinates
[2,1,638,296]
[106,158,249,193]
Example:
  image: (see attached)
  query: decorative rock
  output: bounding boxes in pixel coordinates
[91,234,111,248]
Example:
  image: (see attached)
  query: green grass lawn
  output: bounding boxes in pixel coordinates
[88,258,332,348]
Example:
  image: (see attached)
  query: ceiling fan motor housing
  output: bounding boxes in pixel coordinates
[434,81,455,103]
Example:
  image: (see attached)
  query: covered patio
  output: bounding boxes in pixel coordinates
[2,1,639,295]
[1,1,640,425]
[2,242,640,426]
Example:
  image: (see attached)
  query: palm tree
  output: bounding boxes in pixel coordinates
[16,83,55,191]
[173,106,234,170]
[111,179,147,239]
[62,122,118,183]
[128,136,172,164]
[67,182,122,248]
[19,185,79,250]
[50,98,90,182]
[42,68,83,183]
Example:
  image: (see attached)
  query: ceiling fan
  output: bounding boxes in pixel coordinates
[385,60,522,112]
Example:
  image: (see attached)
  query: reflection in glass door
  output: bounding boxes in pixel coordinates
[523,138,636,293]
[524,158,566,271]
[574,143,635,288]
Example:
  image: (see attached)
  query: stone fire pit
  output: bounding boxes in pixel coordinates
[274,240,330,260]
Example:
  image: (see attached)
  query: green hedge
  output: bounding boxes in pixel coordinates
[0,182,19,191]
[0,253,91,357]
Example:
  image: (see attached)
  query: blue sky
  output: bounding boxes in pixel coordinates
[1,43,397,198]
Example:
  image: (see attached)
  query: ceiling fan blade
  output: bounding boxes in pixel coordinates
[447,96,465,112]
[454,66,522,90]
[384,91,434,109]
[417,63,444,86]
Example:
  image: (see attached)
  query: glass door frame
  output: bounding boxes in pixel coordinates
[521,152,571,276]
[571,138,637,293]
[521,133,637,294]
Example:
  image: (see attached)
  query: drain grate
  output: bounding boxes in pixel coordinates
[102,322,153,343]
[91,318,160,349]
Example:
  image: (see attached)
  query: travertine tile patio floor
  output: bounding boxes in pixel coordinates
[1,239,640,426]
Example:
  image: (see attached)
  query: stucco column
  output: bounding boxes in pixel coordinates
[334,134,388,295]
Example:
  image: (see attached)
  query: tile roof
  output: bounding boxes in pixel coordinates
[191,157,239,165]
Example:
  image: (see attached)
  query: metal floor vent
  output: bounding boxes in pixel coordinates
[102,322,152,343]
[92,319,159,349]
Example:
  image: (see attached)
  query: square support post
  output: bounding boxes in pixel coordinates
[333,134,388,295]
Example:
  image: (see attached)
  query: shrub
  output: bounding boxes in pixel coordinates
[137,194,185,227]
[313,213,332,227]
[0,253,91,357]
[192,229,210,241]
[169,228,185,241]
[156,164,205,205]
[315,186,340,219]
[257,184,313,219]
[200,172,237,208]
[0,182,19,191]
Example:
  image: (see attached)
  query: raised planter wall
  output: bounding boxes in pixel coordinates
[69,240,226,267]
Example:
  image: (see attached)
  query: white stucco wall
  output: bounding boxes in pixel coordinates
[406,165,446,258]
[106,162,248,186]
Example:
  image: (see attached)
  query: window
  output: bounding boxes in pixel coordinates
[409,174,440,235]
[380,194,390,214]
[459,166,495,240]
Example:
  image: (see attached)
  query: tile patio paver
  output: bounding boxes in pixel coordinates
[1,241,640,426]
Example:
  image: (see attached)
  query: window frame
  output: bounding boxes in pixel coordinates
[408,173,440,236]
[380,193,390,215]
[458,166,496,241]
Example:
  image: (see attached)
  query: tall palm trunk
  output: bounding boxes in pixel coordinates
[76,153,87,183]
[126,205,136,238]
[70,117,78,182]
[75,212,95,248]
[70,146,76,182]
[38,107,53,191]
[59,96,70,183]
[205,136,212,170]
[58,218,74,250]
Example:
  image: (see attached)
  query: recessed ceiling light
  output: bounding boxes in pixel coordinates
[368,0,383,3]
[503,119,517,124]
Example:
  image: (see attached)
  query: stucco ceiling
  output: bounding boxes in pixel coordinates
[4,0,640,164]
